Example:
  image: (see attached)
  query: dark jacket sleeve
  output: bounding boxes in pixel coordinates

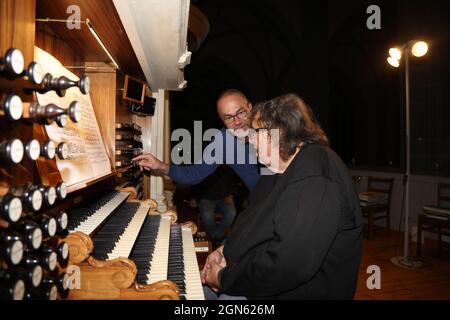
[220,175,343,297]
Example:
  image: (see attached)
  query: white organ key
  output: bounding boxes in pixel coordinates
[107,204,150,260]
[146,215,171,284]
[181,227,205,300]
[72,192,129,235]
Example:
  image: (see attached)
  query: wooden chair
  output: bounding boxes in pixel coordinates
[438,183,450,208]
[417,183,450,257]
[352,175,362,192]
[360,177,394,239]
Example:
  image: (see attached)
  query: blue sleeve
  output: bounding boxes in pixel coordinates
[168,127,261,190]
[167,162,220,186]
[167,128,224,186]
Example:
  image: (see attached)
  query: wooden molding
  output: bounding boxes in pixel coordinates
[181,221,197,235]
[66,231,93,264]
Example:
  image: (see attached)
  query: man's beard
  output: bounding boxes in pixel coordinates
[228,128,250,143]
[228,127,248,138]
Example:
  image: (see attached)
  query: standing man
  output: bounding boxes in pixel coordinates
[132,89,260,191]
[194,165,240,247]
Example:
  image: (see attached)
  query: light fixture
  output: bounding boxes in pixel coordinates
[387,56,400,68]
[389,48,402,61]
[411,41,429,57]
[35,18,120,70]
[387,40,429,269]
[86,19,119,69]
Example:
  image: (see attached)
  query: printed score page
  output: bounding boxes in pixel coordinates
[34,47,112,188]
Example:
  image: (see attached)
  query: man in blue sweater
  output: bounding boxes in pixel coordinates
[132,89,261,191]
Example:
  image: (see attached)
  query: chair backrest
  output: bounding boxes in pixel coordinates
[352,176,362,192]
[367,177,394,206]
[438,183,450,209]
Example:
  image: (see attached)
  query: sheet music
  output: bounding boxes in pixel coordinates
[34,47,111,186]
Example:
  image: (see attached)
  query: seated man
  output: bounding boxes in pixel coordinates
[201,94,363,300]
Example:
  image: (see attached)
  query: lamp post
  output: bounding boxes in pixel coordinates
[388,40,428,268]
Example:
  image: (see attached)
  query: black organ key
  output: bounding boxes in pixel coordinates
[167,225,186,294]
[91,202,140,260]
[129,215,160,284]
[66,190,123,232]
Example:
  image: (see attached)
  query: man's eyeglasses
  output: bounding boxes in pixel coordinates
[221,109,248,124]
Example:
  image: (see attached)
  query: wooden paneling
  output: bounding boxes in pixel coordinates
[0,0,36,65]
[85,62,117,170]
[0,0,38,188]
[115,71,133,125]
[116,71,151,199]
[35,22,84,73]
[36,0,145,81]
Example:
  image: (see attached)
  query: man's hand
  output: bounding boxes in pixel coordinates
[203,260,224,292]
[132,153,169,174]
[223,195,234,205]
[201,246,226,292]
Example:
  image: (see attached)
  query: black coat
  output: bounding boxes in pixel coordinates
[220,143,363,299]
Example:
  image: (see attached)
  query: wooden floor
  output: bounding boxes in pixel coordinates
[355,228,450,300]
[180,197,450,300]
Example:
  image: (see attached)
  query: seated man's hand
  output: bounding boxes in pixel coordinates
[223,195,234,205]
[201,246,226,286]
[203,260,224,292]
[132,153,169,174]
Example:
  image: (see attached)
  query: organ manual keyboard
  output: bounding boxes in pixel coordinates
[65,191,205,300]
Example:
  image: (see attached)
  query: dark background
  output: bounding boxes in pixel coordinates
[170,0,450,177]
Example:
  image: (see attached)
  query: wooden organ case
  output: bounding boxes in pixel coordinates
[0,0,204,300]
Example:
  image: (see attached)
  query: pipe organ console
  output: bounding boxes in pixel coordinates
[1,0,205,301]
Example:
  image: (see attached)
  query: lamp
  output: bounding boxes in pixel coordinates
[388,40,428,269]
[35,18,119,69]
[86,19,119,69]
